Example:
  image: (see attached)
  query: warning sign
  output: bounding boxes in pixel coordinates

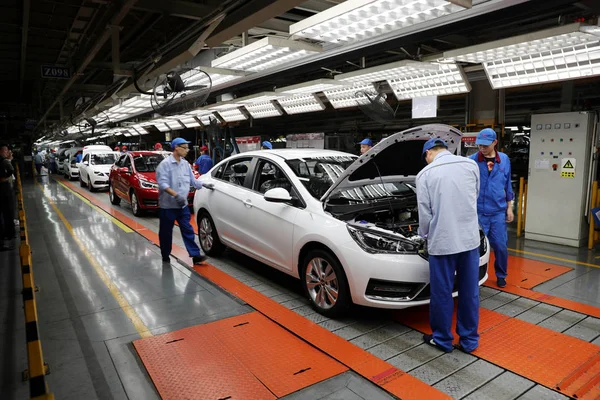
[560,158,576,178]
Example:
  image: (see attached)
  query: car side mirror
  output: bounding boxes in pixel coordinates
[264,187,292,203]
[83,161,89,166]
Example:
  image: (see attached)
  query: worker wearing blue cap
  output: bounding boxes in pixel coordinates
[156,137,208,266]
[358,138,373,154]
[416,137,481,353]
[261,141,273,150]
[469,128,514,288]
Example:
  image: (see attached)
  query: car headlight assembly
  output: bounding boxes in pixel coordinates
[347,225,419,254]
[93,171,104,176]
[140,179,158,190]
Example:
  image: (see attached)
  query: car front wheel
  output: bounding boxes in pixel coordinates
[109,184,121,205]
[197,211,225,256]
[131,191,143,216]
[301,249,350,318]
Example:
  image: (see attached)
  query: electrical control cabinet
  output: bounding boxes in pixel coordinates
[525,112,597,247]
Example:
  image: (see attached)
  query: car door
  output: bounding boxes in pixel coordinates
[208,157,256,254]
[243,158,301,271]
[80,153,90,183]
[118,155,133,198]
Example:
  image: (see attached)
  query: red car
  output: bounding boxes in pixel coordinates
[108,151,199,216]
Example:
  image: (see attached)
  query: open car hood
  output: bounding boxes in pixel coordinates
[320,124,462,202]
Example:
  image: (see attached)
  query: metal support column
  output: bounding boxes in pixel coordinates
[20,0,31,97]
[111,25,121,82]
[242,31,249,46]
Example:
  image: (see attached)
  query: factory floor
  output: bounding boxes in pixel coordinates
[1,173,599,400]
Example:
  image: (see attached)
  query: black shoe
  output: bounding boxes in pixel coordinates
[193,255,207,265]
[162,257,170,263]
[423,334,453,353]
[453,343,476,354]
[497,277,507,288]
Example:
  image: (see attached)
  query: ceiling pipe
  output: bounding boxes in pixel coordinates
[34,0,139,131]
[19,0,31,97]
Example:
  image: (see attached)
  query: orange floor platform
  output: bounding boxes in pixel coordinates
[395,305,600,399]
[134,312,348,399]
[485,253,572,289]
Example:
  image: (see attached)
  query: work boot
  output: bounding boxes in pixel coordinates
[193,255,207,265]
[497,277,507,288]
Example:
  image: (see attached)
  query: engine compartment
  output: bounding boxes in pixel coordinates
[350,207,422,240]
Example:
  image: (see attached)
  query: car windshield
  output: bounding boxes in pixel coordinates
[91,153,117,165]
[134,154,166,172]
[285,156,356,199]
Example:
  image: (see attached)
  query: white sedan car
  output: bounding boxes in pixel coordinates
[78,151,119,191]
[193,124,489,316]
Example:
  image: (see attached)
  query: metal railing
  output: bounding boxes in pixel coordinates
[15,165,54,400]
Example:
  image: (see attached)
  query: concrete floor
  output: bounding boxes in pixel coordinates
[2,174,599,399]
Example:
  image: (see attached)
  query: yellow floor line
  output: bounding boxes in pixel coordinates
[36,181,152,338]
[508,248,600,270]
[55,179,133,233]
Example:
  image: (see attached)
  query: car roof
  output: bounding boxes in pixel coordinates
[127,151,166,156]
[236,148,355,160]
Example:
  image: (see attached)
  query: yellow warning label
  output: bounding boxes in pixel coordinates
[563,160,574,169]
[561,172,575,178]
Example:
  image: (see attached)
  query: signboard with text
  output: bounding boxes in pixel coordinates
[41,65,71,79]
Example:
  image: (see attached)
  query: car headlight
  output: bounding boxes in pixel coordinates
[140,179,158,189]
[347,225,419,254]
[93,171,104,176]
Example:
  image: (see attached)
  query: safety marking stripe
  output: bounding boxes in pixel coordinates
[55,179,133,233]
[35,181,152,339]
[509,247,600,269]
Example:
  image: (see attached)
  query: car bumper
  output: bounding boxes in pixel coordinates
[337,238,490,309]
[90,176,109,188]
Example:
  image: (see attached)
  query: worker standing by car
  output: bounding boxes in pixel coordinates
[156,137,207,265]
[358,138,373,154]
[0,144,16,250]
[154,143,163,151]
[33,151,43,175]
[469,128,514,288]
[261,141,273,150]
[416,138,481,354]
[194,146,213,175]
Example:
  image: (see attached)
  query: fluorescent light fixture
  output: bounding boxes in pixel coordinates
[121,94,152,108]
[442,23,600,89]
[387,63,470,99]
[276,79,346,95]
[215,108,248,122]
[289,0,471,45]
[335,60,440,84]
[211,37,322,72]
[277,94,326,115]
[179,116,202,128]
[164,119,184,130]
[244,102,283,119]
[236,92,287,104]
[323,83,377,109]
[180,66,247,88]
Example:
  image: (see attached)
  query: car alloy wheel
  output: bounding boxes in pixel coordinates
[197,212,225,256]
[131,192,142,216]
[109,185,121,205]
[305,257,339,310]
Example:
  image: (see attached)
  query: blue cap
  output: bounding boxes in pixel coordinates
[358,138,373,146]
[475,128,497,146]
[171,137,191,147]
[261,141,272,149]
[422,138,448,159]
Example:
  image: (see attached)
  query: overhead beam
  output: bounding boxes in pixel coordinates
[35,0,139,131]
[294,0,335,13]
[70,84,108,92]
[134,0,214,20]
[206,0,308,47]
[20,0,31,97]
[255,18,293,34]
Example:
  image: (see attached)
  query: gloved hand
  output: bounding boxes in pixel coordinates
[174,194,187,208]
[202,182,214,190]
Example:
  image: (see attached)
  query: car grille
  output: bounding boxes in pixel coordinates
[142,199,158,207]
[413,263,488,302]
[365,280,428,301]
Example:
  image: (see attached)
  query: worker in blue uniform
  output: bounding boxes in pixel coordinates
[416,138,481,353]
[194,146,213,175]
[261,141,272,150]
[469,128,514,288]
[358,138,373,154]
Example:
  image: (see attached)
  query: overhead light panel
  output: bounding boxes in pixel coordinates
[276,79,346,95]
[215,108,248,122]
[289,0,471,45]
[323,83,377,109]
[387,64,470,99]
[442,23,600,89]
[277,94,326,115]
[335,60,439,84]
[211,37,323,72]
[179,116,202,128]
[180,66,247,88]
[235,92,286,119]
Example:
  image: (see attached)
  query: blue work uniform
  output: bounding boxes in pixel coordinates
[469,151,513,280]
[75,153,82,163]
[156,154,204,260]
[416,150,481,352]
[194,154,213,175]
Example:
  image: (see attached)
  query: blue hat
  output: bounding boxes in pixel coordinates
[422,138,448,160]
[475,128,497,146]
[171,137,191,147]
[358,138,373,146]
[261,141,272,149]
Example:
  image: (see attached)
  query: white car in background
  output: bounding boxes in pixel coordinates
[78,151,119,191]
[63,147,83,180]
[193,124,490,317]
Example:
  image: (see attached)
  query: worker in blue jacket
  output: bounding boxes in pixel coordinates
[194,146,213,175]
[469,128,514,288]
